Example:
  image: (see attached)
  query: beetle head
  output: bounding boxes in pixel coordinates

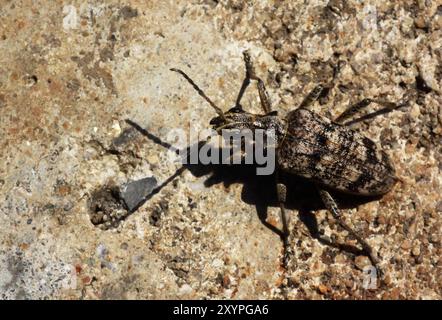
[209,105,257,131]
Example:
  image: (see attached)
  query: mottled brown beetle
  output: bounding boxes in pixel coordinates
[170,51,407,273]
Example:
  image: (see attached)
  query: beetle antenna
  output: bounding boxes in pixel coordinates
[170,68,226,120]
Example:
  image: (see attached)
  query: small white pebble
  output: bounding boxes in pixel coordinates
[178,284,193,296]
[110,120,121,137]
[212,258,224,268]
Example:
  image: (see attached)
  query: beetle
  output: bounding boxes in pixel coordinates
[168,51,407,274]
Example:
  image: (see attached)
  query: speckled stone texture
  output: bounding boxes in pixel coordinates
[0,0,440,299]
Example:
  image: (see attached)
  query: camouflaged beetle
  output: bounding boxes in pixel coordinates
[169,51,407,272]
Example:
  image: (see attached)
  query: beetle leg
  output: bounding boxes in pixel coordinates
[255,79,273,114]
[235,51,252,110]
[275,170,293,291]
[317,188,380,267]
[297,61,344,111]
[335,98,408,125]
[334,98,372,124]
[276,179,289,240]
[298,85,326,110]
[236,51,273,113]
[277,181,292,266]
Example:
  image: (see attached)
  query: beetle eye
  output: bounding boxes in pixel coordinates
[210,116,224,126]
[227,105,243,113]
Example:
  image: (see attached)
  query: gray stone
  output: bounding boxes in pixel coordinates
[120,177,158,211]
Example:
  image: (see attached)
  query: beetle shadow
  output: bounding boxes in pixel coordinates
[125,120,383,256]
[187,160,382,256]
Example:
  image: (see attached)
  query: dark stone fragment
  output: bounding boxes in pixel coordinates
[120,177,158,211]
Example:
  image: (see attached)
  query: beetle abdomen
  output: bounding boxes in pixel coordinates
[278,108,398,196]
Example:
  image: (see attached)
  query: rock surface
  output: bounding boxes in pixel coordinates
[0,0,441,299]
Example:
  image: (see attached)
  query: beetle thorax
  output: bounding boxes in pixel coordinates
[209,107,287,145]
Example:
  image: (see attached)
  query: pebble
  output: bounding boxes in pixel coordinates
[212,258,224,268]
[429,234,440,244]
[377,215,386,225]
[120,177,158,211]
[383,274,392,286]
[414,16,427,29]
[110,120,121,137]
[318,284,329,295]
[344,279,353,289]
[389,287,401,299]
[354,256,371,271]
[178,284,193,296]
[412,244,421,257]
[334,254,347,264]
[410,104,421,118]
[401,239,412,250]
[147,154,159,165]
